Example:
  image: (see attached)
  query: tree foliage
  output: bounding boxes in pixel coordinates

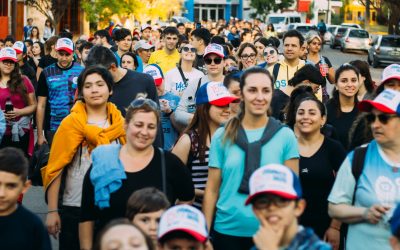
[24,0,70,28]
[250,0,295,20]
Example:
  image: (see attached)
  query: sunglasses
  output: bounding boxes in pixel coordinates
[263,50,275,56]
[204,57,223,65]
[130,98,159,111]
[1,60,16,65]
[366,113,398,124]
[181,47,197,53]
[240,53,256,60]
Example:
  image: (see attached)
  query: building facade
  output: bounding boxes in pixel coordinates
[183,0,248,22]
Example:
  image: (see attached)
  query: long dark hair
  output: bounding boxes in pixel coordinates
[30,26,40,40]
[183,103,212,163]
[33,41,45,57]
[349,60,374,94]
[1,63,28,105]
[236,42,257,70]
[331,64,360,117]
[284,85,315,128]
[223,67,274,144]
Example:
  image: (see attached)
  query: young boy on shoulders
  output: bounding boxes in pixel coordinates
[246,163,332,250]
[0,147,52,250]
[158,204,211,250]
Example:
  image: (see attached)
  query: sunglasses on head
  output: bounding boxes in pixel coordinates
[181,47,197,53]
[365,113,398,124]
[263,50,275,56]
[130,98,159,111]
[204,57,223,65]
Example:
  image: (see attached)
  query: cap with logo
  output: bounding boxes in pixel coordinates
[0,47,18,62]
[143,64,164,86]
[380,64,400,86]
[196,81,239,106]
[359,89,400,116]
[141,24,152,32]
[245,164,302,205]
[56,38,74,54]
[12,41,26,54]
[158,204,208,243]
[134,40,154,51]
[204,43,225,58]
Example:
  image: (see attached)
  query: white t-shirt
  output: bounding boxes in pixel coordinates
[164,67,204,97]
[62,120,116,207]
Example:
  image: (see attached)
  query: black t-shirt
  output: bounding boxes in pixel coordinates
[28,57,38,73]
[0,205,51,250]
[109,70,159,116]
[299,137,346,238]
[80,148,194,230]
[20,63,37,89]
[326,99,359,150]
[38,55,58,70]
[271,89,289,121]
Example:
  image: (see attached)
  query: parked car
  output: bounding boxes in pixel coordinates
[341,23,362,29]
[287,23,318,36]
[368,35,400,68]
[267,12,303,37]
[330,26,350,49]
[340,28,371,52]
[324,25,339,44]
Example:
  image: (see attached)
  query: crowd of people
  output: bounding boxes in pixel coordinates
[0,17,400,250]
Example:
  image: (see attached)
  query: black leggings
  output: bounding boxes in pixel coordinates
[211,230,254,250]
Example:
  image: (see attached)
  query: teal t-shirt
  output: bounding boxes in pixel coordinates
[209,126,299,237]
[328,140,400,250]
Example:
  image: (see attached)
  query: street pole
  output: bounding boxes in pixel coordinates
[12,0,17,38]
[327,0,331,24]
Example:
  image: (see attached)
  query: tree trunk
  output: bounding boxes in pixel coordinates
[388,3,400,35]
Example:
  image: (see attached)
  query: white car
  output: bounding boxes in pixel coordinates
[324,25,339,44]
[341,23,362,29]
[340,28,371,52]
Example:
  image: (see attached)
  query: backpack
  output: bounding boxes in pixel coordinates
[29,144,50,186]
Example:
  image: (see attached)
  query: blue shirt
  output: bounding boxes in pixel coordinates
[159,92,180,151]
[328,140,400,250]
[0,110,5,143]
[209,126,299,237]
[42,63,84,131]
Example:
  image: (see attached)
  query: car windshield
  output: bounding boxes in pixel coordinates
[297,26,316,33]
[328,27,336,32]
[269,17,285,24]
[381,37,400,47]
[349,30,369,38]
[337,28,347,34]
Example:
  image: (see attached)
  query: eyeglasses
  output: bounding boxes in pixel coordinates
[204,57,223,65]
[253,195,294,209]
[181,47,197,53]
[240,53,256,60]
[263,50,275,57]
[1,60,15,66]
[130,98,159,111]
[366,113,399,124]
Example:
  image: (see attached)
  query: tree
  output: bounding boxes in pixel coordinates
[81,0,143,24]
[250,0,295,20]
[384,0,400,34]
[25,0,70,29]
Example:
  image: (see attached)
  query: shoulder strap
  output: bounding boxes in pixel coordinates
[194,77,202,98]
[177,65,189,88]
[159,147,167,195]
[273,63,280,81]
[351,144,368,205]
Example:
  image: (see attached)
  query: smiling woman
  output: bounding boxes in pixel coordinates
[79,96,195,250]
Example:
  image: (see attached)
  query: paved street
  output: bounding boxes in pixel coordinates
[22,44,384,250]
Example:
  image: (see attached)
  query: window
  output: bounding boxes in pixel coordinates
[349,30,369,38]
[346,12,352,21]
[381,37,400,47]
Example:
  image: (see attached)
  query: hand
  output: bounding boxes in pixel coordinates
[205,239,214,250]
[37,134,48,145]
[324,227,340,250]
[364,205,390,224]
[46,211,61,239]
[4,108,21,120]
[252,215,283,250]
[160,99,172,114]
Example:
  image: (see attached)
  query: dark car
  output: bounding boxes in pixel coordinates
[330,27,349,49]
[368,35,400,68]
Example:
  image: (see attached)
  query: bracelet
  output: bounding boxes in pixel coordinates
[48,209,59,213]
[329,226,340,231]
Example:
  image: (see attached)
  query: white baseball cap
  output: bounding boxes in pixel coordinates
[245,164,302,205]
[158,205,208,243]
[141,24,152,32]
[195,81,239,106]
[143,64,164,86]
[0,48,17,62]
[380,64,400,86]
[204,43,225,58]
[359,89,400,115]
[12,41,26,54]
[56,38,74,54]
[134,40,154,51]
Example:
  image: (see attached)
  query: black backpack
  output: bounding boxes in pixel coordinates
[29,144,50,186]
